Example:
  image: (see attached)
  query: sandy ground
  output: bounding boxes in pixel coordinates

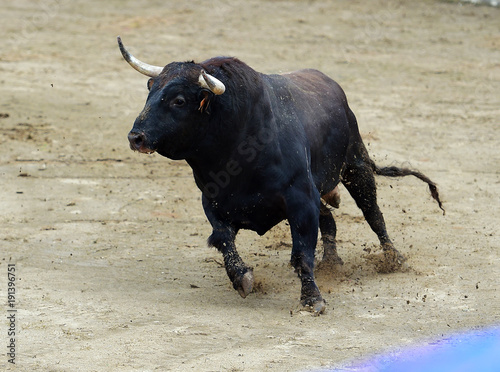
[1,0,499,371]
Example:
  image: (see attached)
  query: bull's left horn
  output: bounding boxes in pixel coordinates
[199,70,225,95]
[117,36,163,77]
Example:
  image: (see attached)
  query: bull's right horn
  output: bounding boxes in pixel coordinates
[117,36,163,77]
[199,70,226,95]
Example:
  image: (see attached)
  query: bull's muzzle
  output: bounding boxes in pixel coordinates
[128,131,155,154]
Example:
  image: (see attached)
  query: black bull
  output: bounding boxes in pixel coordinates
[117,37,444,314]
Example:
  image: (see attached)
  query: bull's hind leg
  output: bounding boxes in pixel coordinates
[341,155,406,273]
[319,203,343,266]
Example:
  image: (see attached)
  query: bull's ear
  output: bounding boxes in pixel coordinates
[147,78,154,91]
[198,90,212,114]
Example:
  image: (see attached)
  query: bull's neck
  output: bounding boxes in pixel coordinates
[185,145,238,199]
[185,72,274,195]
[185,125,243,180]
[186,114,275,198]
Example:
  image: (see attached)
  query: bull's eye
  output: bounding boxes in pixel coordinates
[172,96,186,107]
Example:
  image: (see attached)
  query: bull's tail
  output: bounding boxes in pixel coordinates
[369,159,445,214]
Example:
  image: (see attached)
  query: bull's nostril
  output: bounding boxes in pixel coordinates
[128,132,145,150]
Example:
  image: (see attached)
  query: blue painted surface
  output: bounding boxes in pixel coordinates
[327,327,500,372]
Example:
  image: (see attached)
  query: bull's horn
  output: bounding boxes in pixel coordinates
[117,36,163,77]
[199,70,225,95]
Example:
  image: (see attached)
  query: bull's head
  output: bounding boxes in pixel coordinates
[117,36,225,159]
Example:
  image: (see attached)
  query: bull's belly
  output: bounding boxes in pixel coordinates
[233,211,285,236]
[212,193,287,236]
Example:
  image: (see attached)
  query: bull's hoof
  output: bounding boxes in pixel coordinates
[373,244,408,273]
[301,296,326,316]
[318,253,344,271]
[235,270,254,298]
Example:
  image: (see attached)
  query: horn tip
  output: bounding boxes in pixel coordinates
[116,36,130,63]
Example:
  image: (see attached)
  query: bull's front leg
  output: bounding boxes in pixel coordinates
[208,227,254,298]
[203,196,254,298]
[287,190,326,315]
